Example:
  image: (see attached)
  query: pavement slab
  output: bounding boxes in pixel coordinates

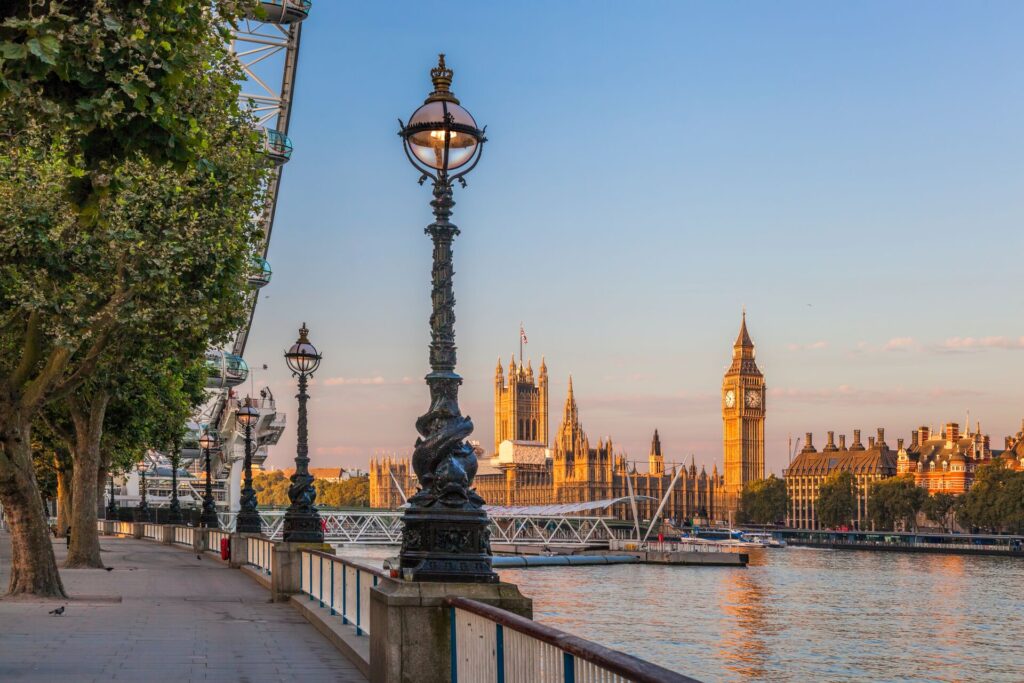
[0,531,367,683]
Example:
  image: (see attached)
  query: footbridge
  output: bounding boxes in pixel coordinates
[216,507,635,548]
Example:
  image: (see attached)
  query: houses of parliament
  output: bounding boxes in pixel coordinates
[369,315,766,523]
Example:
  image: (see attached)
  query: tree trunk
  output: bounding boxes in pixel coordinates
[96,463,107,520]
[55,449,73,534]
[65,392,108,569]
[0,414,66,597]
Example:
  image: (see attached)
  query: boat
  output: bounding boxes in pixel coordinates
[686,528,768,549]
[742,532,787,548]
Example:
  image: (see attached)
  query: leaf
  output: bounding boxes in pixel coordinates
[1,42,28,60]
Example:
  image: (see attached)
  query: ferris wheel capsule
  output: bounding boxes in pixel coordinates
[248,0,311,24]
[205,349,250,389]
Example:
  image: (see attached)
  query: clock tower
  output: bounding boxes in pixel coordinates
[722,311,765,521]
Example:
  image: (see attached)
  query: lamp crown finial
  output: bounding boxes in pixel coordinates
[426,53,459,104]
[298,322,310,342]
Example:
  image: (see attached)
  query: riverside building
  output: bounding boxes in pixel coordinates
[784,428,898,529]
[370,349,736,523]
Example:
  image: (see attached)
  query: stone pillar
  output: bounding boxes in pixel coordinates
[369,581,532,683]
[270,541,335,602]
[229,533,250,569]
[193,528,207,554]
[132,522,144,540]
[161,525,175,544]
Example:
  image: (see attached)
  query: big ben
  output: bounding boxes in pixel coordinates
[722,311,765,521]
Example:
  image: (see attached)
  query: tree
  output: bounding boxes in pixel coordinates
[867,476,927,531]
[0,0,254,209]
[923,492,957,532]
[254,470,290,507]
[958,460,1024,533]
[816,471,857,529]
[0,34,266,592]
[738,475,788,526]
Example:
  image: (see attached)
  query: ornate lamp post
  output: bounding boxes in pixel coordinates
[137,461,149,522]
[236,397,263,533]
[106,473,119,519]
[199,430,220,528]
[396,54,495,582]
[167,453,183,525]
[282,323,323,542]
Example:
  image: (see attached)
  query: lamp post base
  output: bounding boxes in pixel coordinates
[282,510,322,543]
[236,510,262,534]
[398,507,497,583]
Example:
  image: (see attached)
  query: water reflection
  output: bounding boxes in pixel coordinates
[335,545,1024,682]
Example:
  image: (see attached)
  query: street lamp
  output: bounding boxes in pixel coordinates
[236,397,263,534]
[106,472,119,519]
[137,461,149,522]
[199,430,220,528]
[167,451,183,525]
[282,323,323,542]
[396,54,495,582]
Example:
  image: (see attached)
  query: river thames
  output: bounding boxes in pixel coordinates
[337,545,1023,682]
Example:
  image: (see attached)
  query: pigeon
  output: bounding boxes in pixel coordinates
[196,555,202,560]
[104,567,114,572]
[49,606,65,616]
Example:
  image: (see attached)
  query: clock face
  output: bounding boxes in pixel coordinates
[724,390,736,408]
[745,390,761,408]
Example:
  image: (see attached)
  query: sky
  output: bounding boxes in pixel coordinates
[240,2,1024,476]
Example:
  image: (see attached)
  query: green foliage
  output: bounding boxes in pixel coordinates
[738,475,788,525]
[254,471,371,509]
[0,1,255,175]
[816,470,857,529]
[867,476,927,531]
[922,492,957,532]
[957,461,1024,533]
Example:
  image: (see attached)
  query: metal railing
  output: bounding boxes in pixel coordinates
[174,526,196,547]
[299,549,386,637]
[246,536,276,575]
[448,597,699,683]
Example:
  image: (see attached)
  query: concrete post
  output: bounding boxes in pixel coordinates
[229,533,247,569]
[132,522,144,540]
[270,541,334,602]
[161,525,175,544]
[369,581,532,683]
[193,528,207,554]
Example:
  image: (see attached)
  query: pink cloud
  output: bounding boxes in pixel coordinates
[321,376,417,386]
[883,337,919,352]
[941,336,1024,351]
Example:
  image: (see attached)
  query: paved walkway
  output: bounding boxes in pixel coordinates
[0,532,367,682]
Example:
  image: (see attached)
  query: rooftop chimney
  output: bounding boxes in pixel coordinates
[851,429,865,451]
[919,426,930,444]
[824,431,838,452]
[802,432,816,453]
[897,438,905,451]
[839,434,847,450]
[868,436,876,448]
[877,427,886,448]
[945,422,959,444]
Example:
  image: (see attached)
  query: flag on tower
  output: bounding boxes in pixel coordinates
[520,323,528,345]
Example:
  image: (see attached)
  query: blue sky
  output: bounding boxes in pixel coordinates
[243,2,1024,474]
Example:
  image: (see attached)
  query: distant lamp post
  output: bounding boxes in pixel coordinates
[282,323,323,543]
[106,473,119,519]
[167,453,183,525]
[137,462,149,522]
[199,431,220,528]
[397,54,495,582]
[236,397,263,534]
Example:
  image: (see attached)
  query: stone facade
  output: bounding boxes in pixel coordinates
[493,355,548,455]
[785,428,897,529]
[371,368,723,524]
[722,312,766,520]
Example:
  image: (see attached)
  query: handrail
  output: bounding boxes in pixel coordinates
[448,596,701,683]
[298,548,388,637]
